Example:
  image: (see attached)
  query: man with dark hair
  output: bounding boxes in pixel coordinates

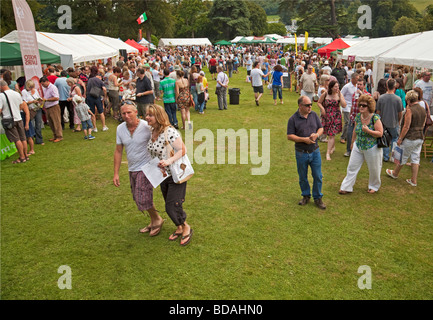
[250,61,270,106]
[287,96,326,210]
[159,68,178,129]
[135,67,154,118]
[331,61,347,89]
[376,78,403,162]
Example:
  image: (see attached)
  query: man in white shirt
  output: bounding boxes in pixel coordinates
[416,71,433,111]
[250,61,271,106]
[340,73,359,144]
[0,80,30,163]
[113,102,164,236]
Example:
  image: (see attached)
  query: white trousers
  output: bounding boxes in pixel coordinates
[340,143,383,192]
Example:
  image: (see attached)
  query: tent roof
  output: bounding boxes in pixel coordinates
[158,38,212,47]
[341,32,421,62]
[0,40,60,66]
[215,40,232,45]
[125,39,148,53]
[2,31,118,65]
[89,34,138,54]
[317,38,350,57]
[377,31,433,69]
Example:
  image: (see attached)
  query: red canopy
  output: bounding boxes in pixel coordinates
[125,39,148,53]
[317,38,349,58]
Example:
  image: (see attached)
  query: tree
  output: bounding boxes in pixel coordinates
[392,16,419,35]
[175,0,209,38]
[267,22,287,36]
[0,0,44,37]
[419,4,433,31]
[208,0,251,40]
[246,1,268,36]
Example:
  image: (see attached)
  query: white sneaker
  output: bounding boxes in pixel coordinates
[93,128,98,133]
[344,151,351,157]
[102,126,109,131]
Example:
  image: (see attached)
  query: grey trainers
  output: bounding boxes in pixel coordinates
[314,198,326,210]
[298,196,311,206]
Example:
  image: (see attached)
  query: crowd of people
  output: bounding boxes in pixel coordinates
[1,42,432,231]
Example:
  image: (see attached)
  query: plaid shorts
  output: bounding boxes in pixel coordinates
[129,171,153,211]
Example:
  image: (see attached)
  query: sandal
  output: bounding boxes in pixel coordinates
[139,224,152,233]
[149,219,166,237]
[386,169,398,179]
[338,190,351,195]
[12,158,27,164]
[367,189,377,194]
[406,179,417,187]
[169,231,183,241]
[180,229,193,246]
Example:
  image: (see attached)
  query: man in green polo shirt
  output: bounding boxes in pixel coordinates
[159,69,178,129]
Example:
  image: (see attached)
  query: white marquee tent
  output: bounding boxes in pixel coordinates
[341,31,433,91]
[158,38,212,47]
[2,31,138,67]
[89,34,138,54]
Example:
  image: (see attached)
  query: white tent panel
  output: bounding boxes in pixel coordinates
[158,38,212,47]
[341,33,417,61]
[89,34,138,54]
[377,31,433,69]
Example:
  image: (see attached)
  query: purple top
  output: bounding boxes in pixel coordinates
[43,83,59,109]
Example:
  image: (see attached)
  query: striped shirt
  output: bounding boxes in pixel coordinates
[159,77,176,104]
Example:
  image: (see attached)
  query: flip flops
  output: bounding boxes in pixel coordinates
[12,158,27,164]
[406,179,417,187]
[149,219,166,237]
[168,231,182,241]
[180,229,193,246]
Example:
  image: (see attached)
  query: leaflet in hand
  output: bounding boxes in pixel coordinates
[141,157,168,188]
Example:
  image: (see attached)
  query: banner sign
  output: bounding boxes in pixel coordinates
[12,0,43,95]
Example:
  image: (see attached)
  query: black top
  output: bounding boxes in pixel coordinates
[136,76,154,104]
[287,110,322,152]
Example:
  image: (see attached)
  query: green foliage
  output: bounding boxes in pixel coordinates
[246,1,268,36]
[392,16,420,35]
[267,22,288,36]
[174,0,210,38]
[208,0,251,39]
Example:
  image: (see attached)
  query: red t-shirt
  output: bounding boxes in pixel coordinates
[47,75,58,84]
[209,58,217,67]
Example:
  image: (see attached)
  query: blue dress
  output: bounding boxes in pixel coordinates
[21,111,36,138]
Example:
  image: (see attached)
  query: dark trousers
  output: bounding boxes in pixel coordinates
[160,176,187,226]
[59,100,74,129]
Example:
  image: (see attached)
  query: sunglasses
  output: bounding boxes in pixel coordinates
[359,103,368,108]
[303,103,313,107]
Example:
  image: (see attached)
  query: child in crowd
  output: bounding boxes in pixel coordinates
[73,95,96,140]
[122,82,136,103]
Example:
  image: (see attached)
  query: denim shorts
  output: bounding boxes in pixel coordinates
[81,119,93,130]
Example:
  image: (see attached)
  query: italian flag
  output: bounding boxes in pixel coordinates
[137,12,147,24]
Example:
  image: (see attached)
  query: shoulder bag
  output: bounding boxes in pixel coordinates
[164,128,194,184]
[372,114,392,148]
[1,92,15,129]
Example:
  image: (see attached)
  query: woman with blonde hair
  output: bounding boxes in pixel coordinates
[339,94,384,194]
[145,104,193,246]
[386,90,426,187]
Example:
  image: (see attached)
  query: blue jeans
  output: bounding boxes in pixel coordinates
[295,148,323,200]
[33,108,44,144]
[164,103,178,127]
[190,86,198,111]
[383,126,399,161]
[272,85,282,100]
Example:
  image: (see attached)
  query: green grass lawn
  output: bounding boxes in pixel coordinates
[1,67,433,300]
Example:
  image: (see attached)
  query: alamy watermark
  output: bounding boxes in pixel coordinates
[358,5,372,30]
[185,123,270,176]
[58,265,72,289]
[57,5,72,30]
[358,265,372,290]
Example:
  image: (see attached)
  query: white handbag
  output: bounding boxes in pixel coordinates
[164,129,194,184]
